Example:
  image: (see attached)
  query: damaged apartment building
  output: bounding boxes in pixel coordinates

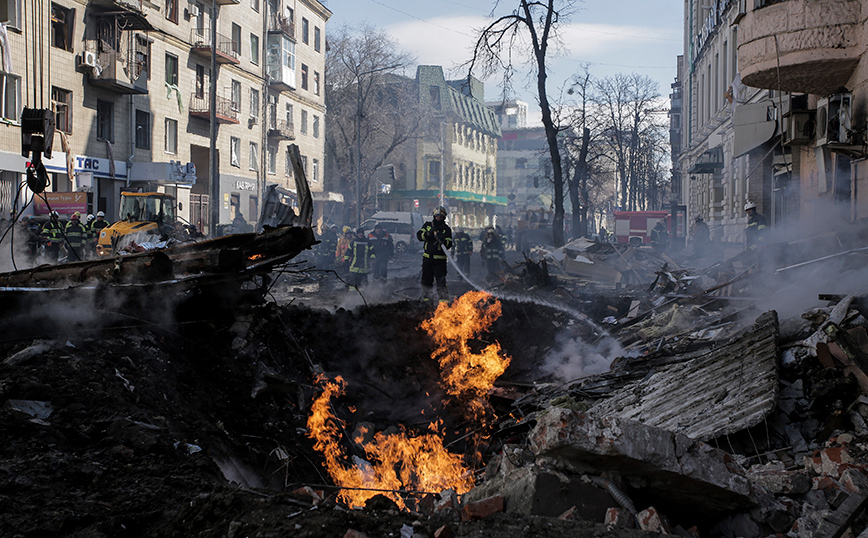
[676,0,868,247]
[0,0,335,231]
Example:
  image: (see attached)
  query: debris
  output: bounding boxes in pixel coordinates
[460,494,504,521]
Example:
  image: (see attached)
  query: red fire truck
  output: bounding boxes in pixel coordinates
[613,211,670,246]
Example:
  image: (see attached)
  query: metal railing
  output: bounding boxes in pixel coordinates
[190,29,240,62]
[189,93,238,122]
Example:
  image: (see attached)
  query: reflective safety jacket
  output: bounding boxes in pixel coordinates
[416,220,452,260]
[347,237,375,274]
[480,236,505,260]
[452,232,473,256]
[91,219,109,240]
[367,229,394,258]
[745,213,768,250]
[65,220,87,249]
[41,219,63,245]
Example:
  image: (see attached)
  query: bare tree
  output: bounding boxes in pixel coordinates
[469,0,577,247]
[594,73,664,211]
[325,24,417,225]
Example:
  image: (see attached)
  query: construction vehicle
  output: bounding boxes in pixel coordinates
[96,192,178,257]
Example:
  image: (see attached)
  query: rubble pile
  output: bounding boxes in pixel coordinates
[5,221,868,537]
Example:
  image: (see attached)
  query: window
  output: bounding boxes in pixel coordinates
[231,23,241,55]
[312,158,319,183]
[301,155,308,176]
[250,33,259,65]
[96,100,113,141]
[166,0,178,23]
[302,17,309,44]
[249,196,257,219]
[314,26,321,52]
[301,64,308,90]
[267,146,276,175]
[195,64,205,98]
[50,3,74,52]
[249,141,258,170]
[285,103,293,126]
[135,35,151,80]
[1,73,20,121]
[429,86,441,109]
[300,109,307,134]
[52,87,72,133]
[427,159,441,183]
[285,146,293,176]
[0,0,21,28]
[165,118,177,154]
[231,79,240,111]
[250,0,258,12]
[230,136,240,167]
[249,88,259,120]
[135,110,150,150]
[165,53,178,86]
[314,71,320,95]
[312,115,319,138]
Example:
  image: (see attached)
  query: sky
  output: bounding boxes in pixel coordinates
[321,0,684,125]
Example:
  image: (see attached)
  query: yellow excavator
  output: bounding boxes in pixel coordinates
[96,192,178,257]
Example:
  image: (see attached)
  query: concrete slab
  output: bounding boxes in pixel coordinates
[590,311,780,441]
[529,408,755,515]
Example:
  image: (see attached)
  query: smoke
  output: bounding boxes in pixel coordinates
[540,325,631,384]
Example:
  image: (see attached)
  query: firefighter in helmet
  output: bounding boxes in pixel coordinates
[416,206,453,301]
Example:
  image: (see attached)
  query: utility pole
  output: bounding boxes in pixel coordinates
[209,0,219,236]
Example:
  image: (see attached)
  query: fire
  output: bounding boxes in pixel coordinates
[306,292,511,509]
[307,375,473,509]
[420,291,511,422]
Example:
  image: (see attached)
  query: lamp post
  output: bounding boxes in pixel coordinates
[354,64,399,227]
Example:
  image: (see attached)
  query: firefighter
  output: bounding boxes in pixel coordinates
[41,211,64,263]
[347,228,375,289]
[650,221,668,253]
[451,227,473,274]
[83,214,96,259]
[367,223,394,282]
[336,226,353,271]
[315,224,338,272]
[416,206,453,302]
[19,216,41,265]
[691,215,710,258]
[64,211,87,261]
[744,201,768,251]
[480,227,505,278]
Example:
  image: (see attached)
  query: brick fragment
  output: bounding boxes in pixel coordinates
[557,506,576,520]
[461,494,504,521]
[604,507,635,528]
[637,506,671,534]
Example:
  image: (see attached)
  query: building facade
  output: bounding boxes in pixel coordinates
[0,0,330,232]
[378,66,504,230]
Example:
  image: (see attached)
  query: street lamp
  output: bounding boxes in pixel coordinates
[354,63,400,227]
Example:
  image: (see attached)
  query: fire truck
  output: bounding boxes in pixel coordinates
[613,211,670,246]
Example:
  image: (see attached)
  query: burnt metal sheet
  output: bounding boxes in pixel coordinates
[590,311,779,441]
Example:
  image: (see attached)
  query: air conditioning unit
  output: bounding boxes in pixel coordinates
[816,93,853,146]
[82,51,98,68]
[783,110,815,146]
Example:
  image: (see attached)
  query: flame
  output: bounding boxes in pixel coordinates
[306,292,510,509]
[420,291,511,422]
[307,375,473,509]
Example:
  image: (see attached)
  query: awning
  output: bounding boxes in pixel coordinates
[688,147,724,174]
[733,99,777,158]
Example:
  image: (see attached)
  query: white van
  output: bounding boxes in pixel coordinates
[361,211,426,253]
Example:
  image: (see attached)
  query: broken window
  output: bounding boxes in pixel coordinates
[427,159,440,184]
[165,53,178,86]
[230,136,240,167]
[314,71,320,96]
[97,99,113,142]
[231,79,240,111]
[195,64,205,99]
[249,88,259,120]
[249,141,258,171]
[165,118,177,154]
[301,64,308,90]
[52,86,72,134]
[312,115,319,138]
[166,0,178,23]
[50,3,74,52]
[135,35,151,80]
[302,17,308,44]
[0,73,19,122]
[0,0,21,29]
[300,109,307,134]
[267,146,276,175]
[135,109,150,150]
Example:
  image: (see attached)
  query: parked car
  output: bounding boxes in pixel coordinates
[361,211,425,253]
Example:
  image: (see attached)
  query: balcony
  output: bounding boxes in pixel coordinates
[737,0,860,95]
[84,48,148,95]
[88,0,152,30]
[190,30,240,65]
[267,120,294,140]
[189,94,239,124]
[214,0,240,5]
[267,13,294,40]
